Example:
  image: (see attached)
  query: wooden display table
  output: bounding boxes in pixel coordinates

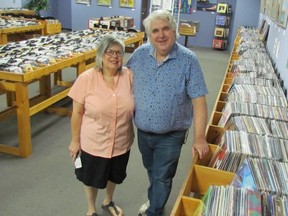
[0,24,45,44]
[0,16,62,45]
[44,22,62,35]
[0,16,45,44]
[0,9,35,16]
[0,51,95,158]
[0,30,144,158]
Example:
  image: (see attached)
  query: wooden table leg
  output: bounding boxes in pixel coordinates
[39,75,51,98]
[0,33,8,45]
[77,62,86,76]
[15,83,32,158]
[54,70,62,85]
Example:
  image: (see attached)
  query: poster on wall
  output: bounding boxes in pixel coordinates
[162,0,173,11]
[278,0,288,28]
[181,0,193,14]
[265,0,273,17]
[152,0,161,6]
[260,0,266,14]
[119,0,135,8]
[270,0,280,20]
[76,0,91,5]
[97,0,112,6]
[197,0,217,12]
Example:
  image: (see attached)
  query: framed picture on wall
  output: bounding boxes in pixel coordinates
[97,0,112,6]
[216,3,227,14]
[119,0,135,8]
[76,0,91,5]
[214,27,225,37]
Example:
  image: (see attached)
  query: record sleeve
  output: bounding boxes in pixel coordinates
[247,189,262,215]
[231,158,257,190]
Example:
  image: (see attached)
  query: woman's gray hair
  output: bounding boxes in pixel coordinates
[95,35,125,70]
[143,10,179,39]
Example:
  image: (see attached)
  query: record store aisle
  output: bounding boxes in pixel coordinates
[0,47,230,216]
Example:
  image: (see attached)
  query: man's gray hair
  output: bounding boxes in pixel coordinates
[143,10,179,39]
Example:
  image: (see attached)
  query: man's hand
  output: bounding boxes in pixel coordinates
[192,141,209,159]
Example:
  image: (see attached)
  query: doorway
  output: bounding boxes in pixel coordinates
[140,0,150,32]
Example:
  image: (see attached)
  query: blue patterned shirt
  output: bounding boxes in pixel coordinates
[126,42,208,134]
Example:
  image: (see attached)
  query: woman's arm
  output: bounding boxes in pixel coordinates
[69,100,84,161]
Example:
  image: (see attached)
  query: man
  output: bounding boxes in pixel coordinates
[126,10,209,216]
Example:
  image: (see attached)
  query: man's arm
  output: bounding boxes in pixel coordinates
[192,95,209,159]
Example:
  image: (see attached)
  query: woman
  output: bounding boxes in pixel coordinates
[68,35,134,216]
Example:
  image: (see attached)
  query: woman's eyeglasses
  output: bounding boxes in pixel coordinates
[105,49,124,57]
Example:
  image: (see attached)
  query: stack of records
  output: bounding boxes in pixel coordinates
[196,185,288,216]
[224,115,288,140]
[232,158,288,195]
[0,17,41,28]
[209,130,288,172]
[218,101,288,127]
[0,29,138,74]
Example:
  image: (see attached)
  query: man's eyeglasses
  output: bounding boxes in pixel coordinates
[105,49,124,57]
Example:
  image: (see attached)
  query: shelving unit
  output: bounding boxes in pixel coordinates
[172,26,288,215]
[171,30,240,215]
[212,2,232,50]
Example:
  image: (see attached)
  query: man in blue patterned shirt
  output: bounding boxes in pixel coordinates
[126,9,209,216]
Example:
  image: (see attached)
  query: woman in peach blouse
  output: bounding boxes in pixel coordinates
[68,35,134,216]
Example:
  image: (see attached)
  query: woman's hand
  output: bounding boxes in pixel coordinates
[69,141,80,161]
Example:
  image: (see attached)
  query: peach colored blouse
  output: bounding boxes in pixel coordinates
[68,67,134,158]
